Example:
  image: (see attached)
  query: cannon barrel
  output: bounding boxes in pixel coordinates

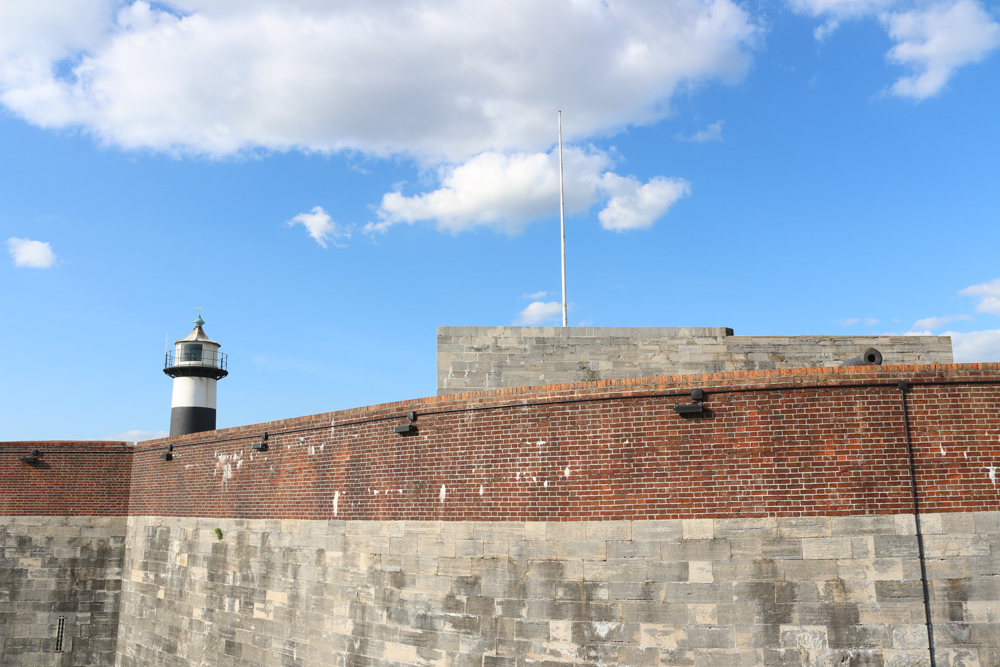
[842,348,883,366]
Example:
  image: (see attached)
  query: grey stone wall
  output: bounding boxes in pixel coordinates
[0,516,127,667]
[116,512,998,667]
[437,327,954,394]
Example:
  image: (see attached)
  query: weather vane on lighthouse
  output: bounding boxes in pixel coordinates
[163,311,228,437]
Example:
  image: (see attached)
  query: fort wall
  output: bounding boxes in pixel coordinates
[3,364,1000,667]
[436,327,954,395]
[116,512,999,667]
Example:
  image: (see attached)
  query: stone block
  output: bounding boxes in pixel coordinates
[662,582,734,604]
[675,625,735,649]
[715,519,778,539]
[661,540,732,561]
[875,536,920,558]
[802,537,853,560]
[935,647,982,667]
[632,521,684,541]
[582,561,648,583]
[782,560,839,581]
[736,623,782,648]
[922,535,990,558]
[972,512,1000,534]
[682,520,715,540]
[586,521,631,541]
[714,559,781,582]
[883,650,932,667]
[640,623,681,649]
[552,539,606,560]
[608,541,660,560]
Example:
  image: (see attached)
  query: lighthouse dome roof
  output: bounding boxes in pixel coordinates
[175,318,220,347]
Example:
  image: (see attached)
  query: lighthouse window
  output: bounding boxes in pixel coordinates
[182,344,203,362]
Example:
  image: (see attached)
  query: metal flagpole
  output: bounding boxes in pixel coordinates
[558,111,568,327]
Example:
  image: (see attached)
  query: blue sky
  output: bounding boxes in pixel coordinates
[2,0,999,441]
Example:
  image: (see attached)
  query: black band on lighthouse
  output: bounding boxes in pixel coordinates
[170,406,217,437]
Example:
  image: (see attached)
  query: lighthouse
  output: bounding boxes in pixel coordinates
[163,315,228,437]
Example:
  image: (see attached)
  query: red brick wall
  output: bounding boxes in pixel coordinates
[0,441,131,516]
[121,363,1000,520]
[5,365,998,520]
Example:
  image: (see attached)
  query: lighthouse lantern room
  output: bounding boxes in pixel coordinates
[163,315,228,437]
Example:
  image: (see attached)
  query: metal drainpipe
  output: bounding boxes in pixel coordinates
[898,380,937,667]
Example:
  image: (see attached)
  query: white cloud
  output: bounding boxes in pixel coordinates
[516,301,563,325]
[913,314,972,330]
[524,291,549,300]
[287,206,350,248]
[960,278,1000,315]
[370,149,604,234]
[946,329,1000,362]
[788,0,896,18]
[6,237,57,268]
[883,0,1000,99]
[0,0,759,161]
[787,0,1000,96]
[788,0,897,38]
[106,429,168,442]
[864,318,879,325]
[368,147,689,234]
[837,318,860,326]
[676,120,724,142]
[597,174,691,231]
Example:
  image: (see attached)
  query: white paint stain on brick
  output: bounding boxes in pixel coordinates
[479,485,484,496]
[214,452,243,489]
[333,490,340,516]
[565,466,571,477]
[439,485,447,502]
[989,466,997,486]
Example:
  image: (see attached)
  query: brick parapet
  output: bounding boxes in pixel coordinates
[0,441,131,516]
[123,364,1000,521]
[4,365,999,521]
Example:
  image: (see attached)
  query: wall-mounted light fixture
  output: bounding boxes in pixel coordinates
[20,449,41,464]
[252,433,269,451]
[394,411,418,434]
[674,389,706,416]
[160,444,174,461]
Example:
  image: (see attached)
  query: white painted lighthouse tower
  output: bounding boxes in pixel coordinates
[163,315,228,437]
